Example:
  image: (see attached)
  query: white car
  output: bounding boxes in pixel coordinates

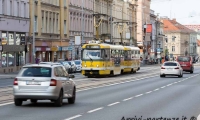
[13,64,76,107]
[160,61,183,78]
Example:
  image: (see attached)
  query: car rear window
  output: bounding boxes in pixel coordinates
[177,57,190,62]
[75,61,81,65]
[18,67,52,77]
[164,62,177,66]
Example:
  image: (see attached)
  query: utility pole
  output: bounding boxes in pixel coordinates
[32,0,35,63]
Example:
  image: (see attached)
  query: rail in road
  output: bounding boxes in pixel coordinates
[0,67,160,105]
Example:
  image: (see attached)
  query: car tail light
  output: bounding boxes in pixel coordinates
[50,79,57,86]
[161,67,165,69]
[13,78,18,85]
[174,67,179,69]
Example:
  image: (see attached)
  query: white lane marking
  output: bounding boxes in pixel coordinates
[64,115,82,120]
[77,75,158,92]
[0,102,14,106]
[123,97,133,101]
[173,82,177,84]
[135,94,143,97]
[161,86,166,89]
[167,84,172,86]
[107,102,120,106]
[154,88,159,91]
[146,91,152,94]
[87,107,104,113]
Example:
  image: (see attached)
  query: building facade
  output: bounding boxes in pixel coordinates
[69,0,94,60]
[136,0,151,57]
[29,0,69,63]
[162,18,192,59]
[0,0,29,73]
[184,25,200,56]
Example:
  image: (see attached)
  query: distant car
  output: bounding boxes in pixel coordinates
[177,56,194,73]
[13,64,76,107]
[74,60,82,72]
[67,61,76,73]
[160,61,183,78]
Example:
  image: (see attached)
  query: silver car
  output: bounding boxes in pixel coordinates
[74,60,82,72]
[13,64,76,107]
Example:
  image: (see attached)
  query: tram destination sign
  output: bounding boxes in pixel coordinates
[86,45,100,49]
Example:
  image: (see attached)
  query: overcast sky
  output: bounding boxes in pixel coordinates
[150,0,200,25]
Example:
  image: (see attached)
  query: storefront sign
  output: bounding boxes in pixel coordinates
[51,46,58,51]
[35,47,41,51]
[62,46,73,51]
[1,37,7,45]
[3,45,25,52]
[46,47,51,51]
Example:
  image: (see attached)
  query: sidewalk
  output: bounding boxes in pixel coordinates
[0,71,19,80]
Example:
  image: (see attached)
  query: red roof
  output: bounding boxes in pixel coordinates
[162,18,196,33]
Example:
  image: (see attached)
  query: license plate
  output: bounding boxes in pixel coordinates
[26,81,41,85]
[181,64,186,66]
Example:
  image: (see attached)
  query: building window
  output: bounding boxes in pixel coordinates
[172,46,175,52]
[24,3,26,17]
[17,2,20,16]
[46,14,48,33]
[2,0,5,14]
[64,20,67,34]
[35,16,38,32]
[8,33,14,45]
[64,0,66,7]
[10,1,12,16]
[172,36,176,42]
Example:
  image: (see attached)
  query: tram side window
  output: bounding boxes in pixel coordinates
[128,51,131,59]
[122,50,124,57]
[136,51,139,58]
[111,50,115,58]
[104,49,110,60]
[132,51,136,58]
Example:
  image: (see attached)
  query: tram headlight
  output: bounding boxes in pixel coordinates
[97,65,99,67]
[84,65,87,67]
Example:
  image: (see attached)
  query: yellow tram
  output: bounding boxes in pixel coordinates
[81,40,140,78]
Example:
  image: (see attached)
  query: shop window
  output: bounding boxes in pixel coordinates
[2,53,7,67]
[8,33,14,45]
[8,52,15,66]
[2,32,7,45]
[19,52,25,66]
[16,33,20,45]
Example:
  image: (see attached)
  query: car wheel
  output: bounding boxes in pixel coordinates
[160,75,165,78]
[30,99,37,104]
[190,71,193,74]
[68,87,76,104]
[14,99,23,106]
[54,90,63,107]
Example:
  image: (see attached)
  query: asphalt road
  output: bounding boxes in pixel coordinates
[0,66,200,120]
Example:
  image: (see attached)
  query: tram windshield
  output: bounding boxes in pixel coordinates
[82,49,104,60]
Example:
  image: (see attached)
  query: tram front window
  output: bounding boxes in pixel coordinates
[82,49,103,60]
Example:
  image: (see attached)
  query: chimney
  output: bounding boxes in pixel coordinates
[172,18,176,21]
